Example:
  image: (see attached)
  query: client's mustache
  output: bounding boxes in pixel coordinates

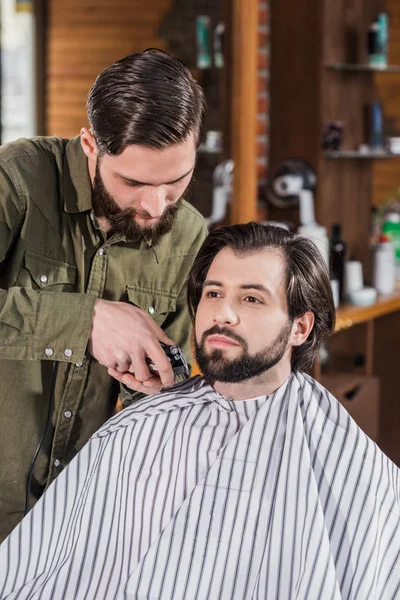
[202,325,248,351]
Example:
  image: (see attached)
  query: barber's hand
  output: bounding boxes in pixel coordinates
[107,369,165,395]
[88,299,176,389]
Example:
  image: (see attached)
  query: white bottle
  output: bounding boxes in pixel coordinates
[344,260,364,298]
[298,223,329,267]
[373,234,396,295]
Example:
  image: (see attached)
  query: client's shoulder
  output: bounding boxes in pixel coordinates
[295,371,400,514]
[93,376,211,439]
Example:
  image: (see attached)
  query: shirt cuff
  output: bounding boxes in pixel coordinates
[34,292,96,363]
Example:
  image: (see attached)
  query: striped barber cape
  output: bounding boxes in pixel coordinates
[0,372,399,599]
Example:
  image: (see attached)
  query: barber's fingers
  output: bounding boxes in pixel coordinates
[139,340,175,387]
[126,350,154,383]
[97,355,132,371]
[102,352,173,388]
[108,368,164,395]
[98,337,175,388]
[115,361,132,373]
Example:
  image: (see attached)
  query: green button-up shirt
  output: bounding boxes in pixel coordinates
[0,135,207,541]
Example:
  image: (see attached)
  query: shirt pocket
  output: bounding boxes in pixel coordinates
[16,249,76,291]
[126,284,177,327]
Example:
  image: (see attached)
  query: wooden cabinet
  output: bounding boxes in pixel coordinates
[269,0,400,275]
[269,0,400,465]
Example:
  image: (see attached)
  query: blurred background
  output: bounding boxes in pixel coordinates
[2,0,400,465]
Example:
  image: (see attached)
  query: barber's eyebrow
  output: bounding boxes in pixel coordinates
[114,166,194,187]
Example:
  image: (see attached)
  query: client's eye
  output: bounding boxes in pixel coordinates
[244,296,261,304]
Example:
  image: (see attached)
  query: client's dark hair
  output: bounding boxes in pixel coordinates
[188,222,336,372]
[87,48,206,155]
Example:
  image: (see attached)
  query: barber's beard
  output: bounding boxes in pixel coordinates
[194,321,293,384]
[92,162,185,243]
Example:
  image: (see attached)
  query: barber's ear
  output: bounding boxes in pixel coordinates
[290,312,315,347]
[80,127,98,162]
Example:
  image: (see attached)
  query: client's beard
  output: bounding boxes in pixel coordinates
[195,322,293,384]
[92,162,185,243]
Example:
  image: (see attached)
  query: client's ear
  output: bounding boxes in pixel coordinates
[80,127,98,161]
[291,312,315,347]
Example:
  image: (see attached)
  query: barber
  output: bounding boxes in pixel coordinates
[0,49,207,541]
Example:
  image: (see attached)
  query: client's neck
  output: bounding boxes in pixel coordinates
[213,360,292,401]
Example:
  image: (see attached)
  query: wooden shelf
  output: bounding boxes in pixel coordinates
[325,64,400,73]
[335,286,400,332]
[324,150,394,159]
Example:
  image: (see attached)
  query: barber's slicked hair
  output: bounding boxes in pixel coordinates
[188,222,336,372]
[87,49,206,155]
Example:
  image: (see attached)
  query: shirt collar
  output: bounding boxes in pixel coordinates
[62,135,93,213]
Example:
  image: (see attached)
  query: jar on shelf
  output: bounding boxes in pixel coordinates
[373,234,396,295]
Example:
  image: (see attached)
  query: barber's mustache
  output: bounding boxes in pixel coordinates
[201,325,248,351]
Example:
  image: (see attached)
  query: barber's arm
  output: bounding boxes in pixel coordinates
[0,167,95,364]
[0,278,177,387]
[0,168,184,385]
[0,282,177,389]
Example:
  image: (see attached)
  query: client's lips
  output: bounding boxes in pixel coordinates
[206,334,241,347]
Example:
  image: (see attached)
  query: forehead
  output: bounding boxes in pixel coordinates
[99,133,196,185]
[206,247,288,295]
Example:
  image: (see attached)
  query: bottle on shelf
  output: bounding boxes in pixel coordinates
[376,195,400,278]
[373,234,396,295]
[367,12,389,68]
[381,203,400,278]
[329,223,347,301]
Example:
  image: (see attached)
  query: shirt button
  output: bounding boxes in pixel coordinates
[148,306,155,315]
[75,361,83,368]
[54,459,60,467]
[45,348,54,357]
[98,248,105,256]
[64,349,73,357]
[40,274,48,284]
[64,410,72,419]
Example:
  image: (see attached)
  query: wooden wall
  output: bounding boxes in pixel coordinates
[372,0,400,208]
[45,0,270,221]
[46,0,173,137]
[256,1,269,185]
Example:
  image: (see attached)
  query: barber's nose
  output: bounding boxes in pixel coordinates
[140,187,167,218]
[214,301,239,326]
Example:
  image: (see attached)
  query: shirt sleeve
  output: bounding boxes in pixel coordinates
[0,164,96,363]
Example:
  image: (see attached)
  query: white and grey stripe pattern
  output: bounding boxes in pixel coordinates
[0,372,399,599]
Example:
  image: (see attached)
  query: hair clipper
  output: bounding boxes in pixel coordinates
[146,342,190,378]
